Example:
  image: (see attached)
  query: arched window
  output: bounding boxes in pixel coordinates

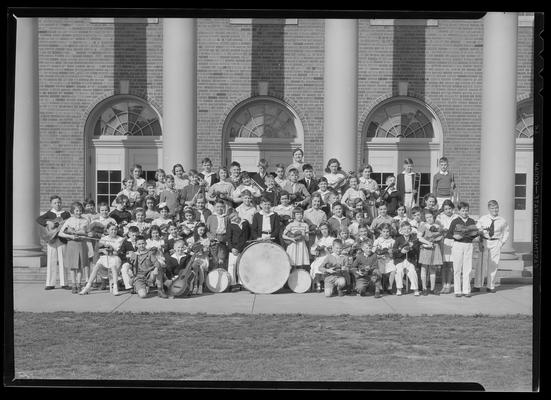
[93,99,162,136]
[85,95,163,206]
[223,97,304,172]
[366,100,435,139]
[227,99,299,140]
[515,99,533,139]
[362,97,443,200]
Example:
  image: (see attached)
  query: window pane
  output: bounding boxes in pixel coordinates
[420,173,430,184]
[97,170,108,181]
[515,186,526,198]
[109,195,117,206]
[97,182,108,194]
[97,195,109,205]
[110,170,121,182]
[515,199,526,210]
[515,173,527,185]
[110,183,121,194]
[371,173,382,185]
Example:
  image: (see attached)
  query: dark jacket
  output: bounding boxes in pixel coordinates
[392,234,419,264]
[227,220,251,253]
[251,212,282,245]
[298,177,319,194]
[165,253,192,279]
[118,239,138,263]
[36,210,71,243]
[250,172,268,191]
[382,190,402,217]
[198,172,220,187]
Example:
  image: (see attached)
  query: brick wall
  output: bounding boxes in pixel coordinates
[358,19,485,214]
[38,18,162,211]
[37,17,533,217]
[196,18,324,172]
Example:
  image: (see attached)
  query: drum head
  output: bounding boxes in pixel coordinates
[287,269,312,293]
[206,268,231,293]
[237,241,291,294]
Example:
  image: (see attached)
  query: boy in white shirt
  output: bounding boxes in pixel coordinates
[473,200,510,293]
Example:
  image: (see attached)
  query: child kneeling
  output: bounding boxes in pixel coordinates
[318,239,348,297]
[351,240,382,298]
[126,235,168,298]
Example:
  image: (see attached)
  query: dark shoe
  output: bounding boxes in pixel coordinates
[374,291,382,299]
[61,285,71,290]
[423,289,429,296]
[71,286,78,294]
[45,286,55,290]
[464,293,472,298]
[431,289,440,296]
[487,288,497,293]
[472,287,481,293]
[130,287,137,295]
[99,280,108,291]
[455,293,462,298]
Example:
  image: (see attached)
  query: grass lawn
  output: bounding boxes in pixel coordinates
[11,312,532,391]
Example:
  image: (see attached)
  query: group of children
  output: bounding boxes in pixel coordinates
[36,151,510,299]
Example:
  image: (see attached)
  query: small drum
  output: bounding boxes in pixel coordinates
[287,269,312,293]
[237,241,291,294]
[206,268,231,293]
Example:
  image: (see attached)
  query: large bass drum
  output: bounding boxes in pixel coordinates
[237,241,291,294]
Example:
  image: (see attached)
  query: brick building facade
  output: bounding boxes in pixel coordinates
[12,14,535,269]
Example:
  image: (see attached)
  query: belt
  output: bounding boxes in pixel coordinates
[261,231,271,234]
[487,238,499,241]
[405,192,412,194]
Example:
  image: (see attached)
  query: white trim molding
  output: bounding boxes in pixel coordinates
[90,18,159,24]
[518,15,534,27]
[229,18,298,25]
[369,19,438,26]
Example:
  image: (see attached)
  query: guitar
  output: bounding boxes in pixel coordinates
[39,217,65,244]
[453,224,480,240]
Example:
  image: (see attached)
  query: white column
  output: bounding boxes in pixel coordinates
[480,12,518,259]
[162,18,197,172]
[13,17,44,266]
[323,19,358,172]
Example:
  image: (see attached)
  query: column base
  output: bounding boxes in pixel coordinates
[13,250,46,268]
[498,258,525,271]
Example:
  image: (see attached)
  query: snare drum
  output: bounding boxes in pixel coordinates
[206,268,231,293]
[237,241,291,294]
[287,269,312,293]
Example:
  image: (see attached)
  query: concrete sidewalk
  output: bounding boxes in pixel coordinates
[12,283,533,316]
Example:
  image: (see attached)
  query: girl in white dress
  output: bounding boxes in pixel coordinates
[79,222,124,296]
[323,158,349,195]
[282,207,311,270]
[309,222,336,291]
[372,223,396,294]
[341,175,366,218]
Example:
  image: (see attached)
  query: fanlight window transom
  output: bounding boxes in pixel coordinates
[93,100,162,136]
[228,100,298,139]
[366,101,435,139]
[516,101,533,139]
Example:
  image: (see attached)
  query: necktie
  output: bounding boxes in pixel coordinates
[488,218,495,238]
